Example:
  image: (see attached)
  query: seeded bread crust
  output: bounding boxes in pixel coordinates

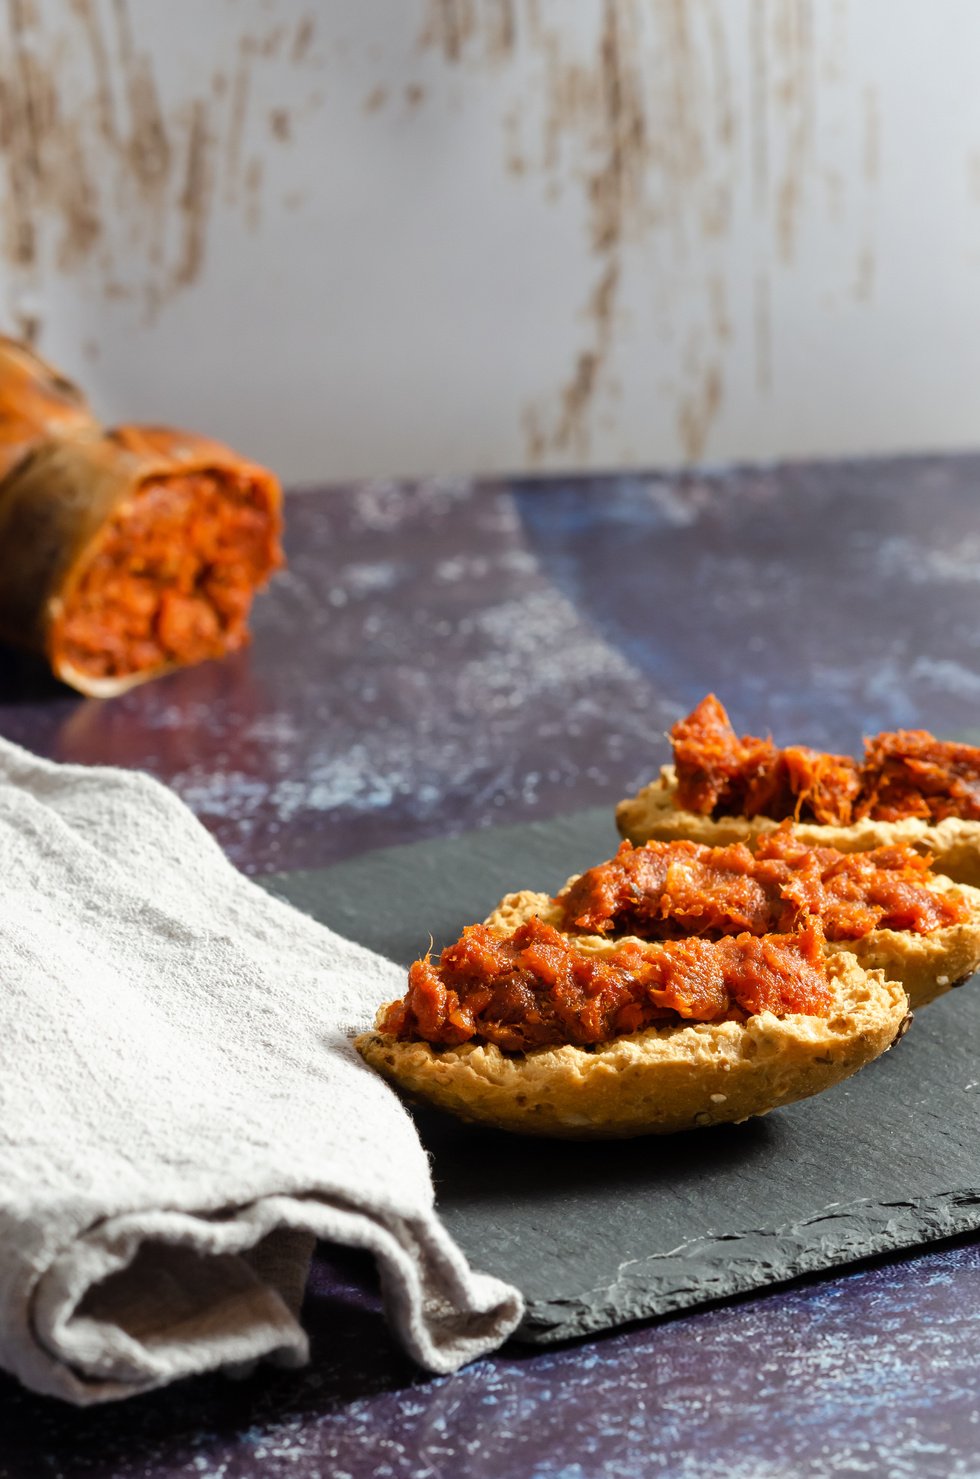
[486,871,980,1012]
[615,765,980,888]
[354,953,908,1140]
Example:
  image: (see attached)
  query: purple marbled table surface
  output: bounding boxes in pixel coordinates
[2,459,980,1477]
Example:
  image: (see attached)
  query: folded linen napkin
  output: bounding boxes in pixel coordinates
[0,737,522,1404]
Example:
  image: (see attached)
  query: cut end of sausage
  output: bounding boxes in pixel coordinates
[48,464,283,696]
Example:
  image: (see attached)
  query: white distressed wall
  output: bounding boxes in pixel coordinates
[1,0,979,482]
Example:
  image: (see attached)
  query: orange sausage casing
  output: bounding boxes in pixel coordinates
[0,339,283,696]
[0,336,95,482]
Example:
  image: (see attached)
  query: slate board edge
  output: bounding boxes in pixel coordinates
[516,1187,980,1343]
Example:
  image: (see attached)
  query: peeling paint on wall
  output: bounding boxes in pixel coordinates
[421,0,479,63]
[420,0,516,64]
[0,0,958,482]
[517,0,736,463]
[175,99,211,289]
[533,0,649,459]
[853,83,879,301]
[291,14,314,64]
[413,0,891,466]
[0,0,318,333]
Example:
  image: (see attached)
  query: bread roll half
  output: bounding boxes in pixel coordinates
[617,766,980,888]
[355,953,908,1140]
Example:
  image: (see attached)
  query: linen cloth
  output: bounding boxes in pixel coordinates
[0,738,522,1404]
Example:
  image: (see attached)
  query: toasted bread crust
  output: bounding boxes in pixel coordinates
[355,953,908,1140]
[486,871,980,1012]
[616,765,980,888]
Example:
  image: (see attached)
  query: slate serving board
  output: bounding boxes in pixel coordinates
[260,810,980,1345]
